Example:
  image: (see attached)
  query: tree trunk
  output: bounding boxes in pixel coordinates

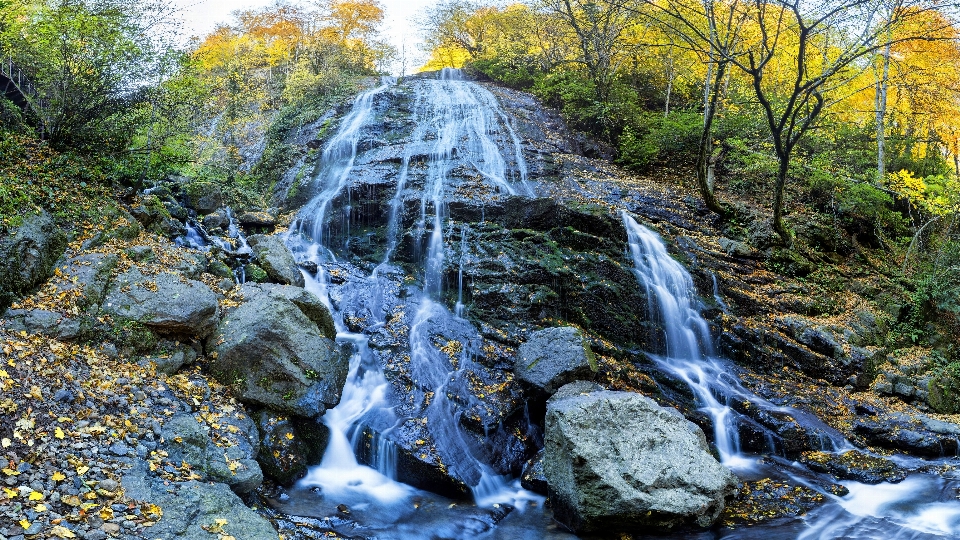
[772,153,791,246]
[695,60,727,216]
[876,39,891,181]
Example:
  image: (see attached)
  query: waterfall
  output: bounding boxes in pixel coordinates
[289,71,538,511]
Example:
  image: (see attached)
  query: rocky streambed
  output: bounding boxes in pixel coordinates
[1,71,960,540]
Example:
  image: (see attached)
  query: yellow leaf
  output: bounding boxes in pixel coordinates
[76,465,89,476]
[52,471,66,482]
[51,525,77,538]
[84,491,98,500]
[62,495,82,506]
[285,432,294,440]
[55,427,65,439]
[2,468,19,476]
[0,438,10,448]
[100,507,114,520]
[19,519,29,529]
[29,490,44,501]
[0,369,8,378]
[34,503,47,512]
[2,486,17,498]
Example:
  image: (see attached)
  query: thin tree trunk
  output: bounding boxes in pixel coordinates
[696,60,727,216]
[876,38,891,181]
[773,153,791,246]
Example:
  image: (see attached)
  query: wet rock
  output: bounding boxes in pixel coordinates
[544,387,738,534]
[515,326,597,395]
[248,235,305,287]
[122,461,276,539]
[238,283,336,340]
[243,263,268,283]
[520,450,547,494]
[255,410,328,485]
[103,267,220,337]
[143,348,197,375]
[202,211,228,231]
[208,296,348,417]
[0,210,68,310]
[853,412,960,457]
[799,450,907,484]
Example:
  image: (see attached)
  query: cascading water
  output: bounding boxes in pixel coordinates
[281,71,540,534]
[621,211,960,538]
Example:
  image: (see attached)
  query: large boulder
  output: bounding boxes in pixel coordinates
[103,267,220,337]
[161,413,263,494]
[208,295,348,417]
[239,283,336,339]
[255,409,329,485]
[122,461,276,540]
[544,387,738,534]
[248,234,305,287]
[0,210,68,310]
[515,326,597,395]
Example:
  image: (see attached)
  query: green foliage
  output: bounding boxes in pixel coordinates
[617,111,701,172]
[0,131,116,232]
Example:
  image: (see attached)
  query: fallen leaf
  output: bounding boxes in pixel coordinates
[29,490,44,501]
[55,427,65,439]
[51,525,77,538]
[52,471,66,482]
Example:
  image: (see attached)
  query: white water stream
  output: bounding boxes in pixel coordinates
[286,71,539,523]
[622,211,960,538]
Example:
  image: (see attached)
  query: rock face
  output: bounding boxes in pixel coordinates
[515,326,596,395]
[0,211,68,310]
[103,267,220,337]
[544,388,738,534]
[255,410,329,485]
[208,295,348,417]
[249,234,305,287]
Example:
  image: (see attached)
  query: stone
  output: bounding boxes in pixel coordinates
[160,414,263,494]
[1,309,81,340]
[188,183,222,215]
[544,388,738,534]
[799,450,906,484]
[124,245,156,263]
[122,461,275,539]
[515,327,597,395]
[143,348,197,376]
[239,283,336,340]
[248,235,305,287]
[207,296,348,417]
[0,210,68,310]
[520,450,547,494]
[202,212,228,231]
[255,410,328,485]
[103,266,219,337]
[238,211,277,228]
[717,237,760,258]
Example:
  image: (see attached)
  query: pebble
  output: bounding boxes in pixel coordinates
[121,521,136,529]
[23,524,42,536]
[100,523,120,535]
[98,479,119,492]
[108,443,130,457]
[85,532,107,540]
[54,389,75,403]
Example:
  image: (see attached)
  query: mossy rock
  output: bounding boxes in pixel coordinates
[244,264,269,283]
[928,366,960,414]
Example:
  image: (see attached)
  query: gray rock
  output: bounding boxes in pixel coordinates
[125,245,156,263]
[520,449,547,494]
[717,237,760,258]
[247,235,304,287]
[239,283,336,340]
[189,183,222,215]
[161,414,263,494]
[1,309,81,340]
[515,327,597,395]
[544,389,738,534]
[0,210,68,310]
[254,410,328,485]
[238,212,277,228]
[202,212,228,231]
[208,296,348,417]
[103,267,219,337]
[122,461,276,539]
[143,348,197,376]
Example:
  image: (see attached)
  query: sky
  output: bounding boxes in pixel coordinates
[169,0,435,74]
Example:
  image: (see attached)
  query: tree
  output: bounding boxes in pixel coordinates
[1,0,178,150]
